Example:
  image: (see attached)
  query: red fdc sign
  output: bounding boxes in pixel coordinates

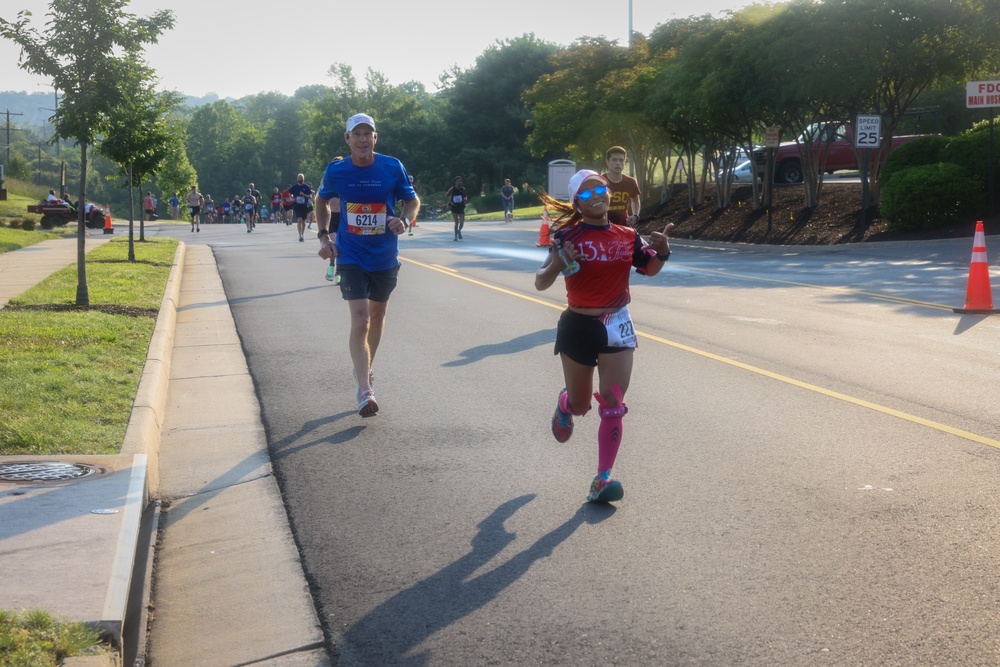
[966,81,1000,108]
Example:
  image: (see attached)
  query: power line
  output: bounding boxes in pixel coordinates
[2,109,25,163]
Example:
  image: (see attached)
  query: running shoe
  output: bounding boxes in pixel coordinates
[326,265,336,281]
[299,236,304,242]
[458,231,463,239]
[551,389,573,443]
[587,472,624,503]
[408,230,413,236]
[358,389,379,418]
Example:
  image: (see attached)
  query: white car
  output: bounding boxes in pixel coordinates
[718,159,757,183]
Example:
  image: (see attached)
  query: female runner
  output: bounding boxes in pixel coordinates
[534,169,673,502]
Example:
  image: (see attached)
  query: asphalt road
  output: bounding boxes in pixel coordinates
[155,219,1000,666]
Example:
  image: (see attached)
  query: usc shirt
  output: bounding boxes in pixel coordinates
[602,174,641,225]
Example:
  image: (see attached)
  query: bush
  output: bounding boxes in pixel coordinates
[881,135,950,185]
[881,163,985,232]
[940,121,1000,188]
[19,218,35,231]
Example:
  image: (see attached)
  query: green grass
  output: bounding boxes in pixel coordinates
[0,236,178,456]
[0,608,113,666]
[0,228,61,255]
[460,204,545,222]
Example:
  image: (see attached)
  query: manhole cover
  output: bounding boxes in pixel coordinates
[0,461,105,483]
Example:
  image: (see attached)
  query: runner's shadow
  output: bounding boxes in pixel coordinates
[337,495,614,665]
[442,328,555,367]
[269,411,364,461]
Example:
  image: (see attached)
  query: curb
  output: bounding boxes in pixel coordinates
[121,241,185,500]
[99,241,186,658]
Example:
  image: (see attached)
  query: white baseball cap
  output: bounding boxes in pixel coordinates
[346,113,376,133]
[567,169,608,201]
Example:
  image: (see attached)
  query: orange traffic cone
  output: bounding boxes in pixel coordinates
[536,221,551,247]
[103,204,113,234]
[953,221,996,314]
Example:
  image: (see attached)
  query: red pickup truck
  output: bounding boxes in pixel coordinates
[753,122,927,183]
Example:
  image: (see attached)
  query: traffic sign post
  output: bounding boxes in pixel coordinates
[967,81,998,215]
[764,126,779,218]
[855,115,881,227]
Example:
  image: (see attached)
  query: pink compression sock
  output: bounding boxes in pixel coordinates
[560,390,591,417]
[595,384,628,474]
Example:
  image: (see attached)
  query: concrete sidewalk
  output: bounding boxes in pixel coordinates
[0,232,328,665]
[0,235,113,307]
[145,243,327,666]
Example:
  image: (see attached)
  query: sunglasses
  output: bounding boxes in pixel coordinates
[577,185,608,201]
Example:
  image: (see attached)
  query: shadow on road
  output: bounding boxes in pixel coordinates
[442,328,556,367]
[335,495,614,665]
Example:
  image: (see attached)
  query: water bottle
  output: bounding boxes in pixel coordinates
[556,240,580,276]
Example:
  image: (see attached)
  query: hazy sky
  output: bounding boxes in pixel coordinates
[2,0,774,100]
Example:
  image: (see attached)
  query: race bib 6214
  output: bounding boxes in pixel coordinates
[346,202,387,235]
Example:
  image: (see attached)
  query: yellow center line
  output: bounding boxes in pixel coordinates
[401,255,1000,449]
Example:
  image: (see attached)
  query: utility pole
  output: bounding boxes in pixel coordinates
[3,110,25,163]
[628,0,633,47]
[40,89,59,157]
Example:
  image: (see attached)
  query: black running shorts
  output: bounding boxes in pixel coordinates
[554,308,631,367]
[337,263,400,303]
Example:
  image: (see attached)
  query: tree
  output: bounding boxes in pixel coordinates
[1,0,174,305]
[440,34,560,195]
[524,37,629,160]
[303,65,446,189]
[525,35,669,200]
[185,100,262,198]
[152,118,198,216]
[99,72,182,256]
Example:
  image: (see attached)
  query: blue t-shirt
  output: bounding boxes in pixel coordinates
[319,154,416,272]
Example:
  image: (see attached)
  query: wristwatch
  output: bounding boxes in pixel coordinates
[317,229,330,238]
[656,250,670,261]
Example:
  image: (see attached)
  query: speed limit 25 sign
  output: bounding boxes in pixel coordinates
[855,115,882,148]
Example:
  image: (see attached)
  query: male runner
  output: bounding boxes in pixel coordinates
[444,176,468,241]
[270,187,283,223]
[248,183,263,227]
[289,174,313,242]
[281,185,295,225]
[185,186,203,232]
[315,113,419,417]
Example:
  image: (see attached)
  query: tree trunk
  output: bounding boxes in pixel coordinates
[75,141,90,307]
[127,164,135,262]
